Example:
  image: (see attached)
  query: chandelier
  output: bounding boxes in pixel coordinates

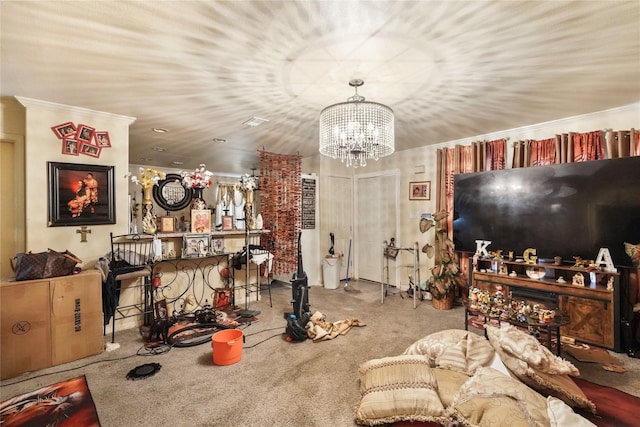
[319,79,395,168]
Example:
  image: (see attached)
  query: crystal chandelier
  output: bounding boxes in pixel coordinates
[319,79,395,167]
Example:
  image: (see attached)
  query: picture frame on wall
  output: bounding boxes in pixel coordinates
[61,136,80,156]
[48,162,115,226]
[94,131,111,148]
[409,181,431,201]
[191,209,211,233]
[51,121,77,139]
[79,142,101,158]
[76,124,96,144]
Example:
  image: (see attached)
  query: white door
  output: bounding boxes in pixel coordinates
[356,172,398,283]
[323,175,353,280]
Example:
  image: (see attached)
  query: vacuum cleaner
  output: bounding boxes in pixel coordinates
[285,231,311,342]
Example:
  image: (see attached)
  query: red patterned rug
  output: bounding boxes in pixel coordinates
[0,375,100,427]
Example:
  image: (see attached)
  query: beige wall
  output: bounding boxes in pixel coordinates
[15,96,135,269]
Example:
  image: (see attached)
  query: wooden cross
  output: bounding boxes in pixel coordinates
[76,226,91,242]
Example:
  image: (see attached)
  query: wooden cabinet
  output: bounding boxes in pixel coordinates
[469,259,621,352]
[1,270,103,379]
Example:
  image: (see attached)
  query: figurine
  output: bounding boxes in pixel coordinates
[572,272,585,287]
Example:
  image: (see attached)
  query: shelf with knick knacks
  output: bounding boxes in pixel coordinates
[469,249,621,352]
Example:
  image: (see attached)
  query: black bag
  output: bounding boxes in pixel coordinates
[11,249,81,281]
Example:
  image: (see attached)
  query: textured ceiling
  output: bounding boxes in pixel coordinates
[2,1,639,174]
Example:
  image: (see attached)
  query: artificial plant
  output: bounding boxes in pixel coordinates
[419,210,467,301]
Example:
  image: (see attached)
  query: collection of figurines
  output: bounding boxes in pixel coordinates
[468,285,557,324]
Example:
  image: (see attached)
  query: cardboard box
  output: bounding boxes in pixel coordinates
[50,271,104,365]
[1,279,52,380]
[1,270,104,379]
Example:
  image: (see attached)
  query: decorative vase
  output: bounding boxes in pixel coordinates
[191,187,207,210]
[142,186,157,235]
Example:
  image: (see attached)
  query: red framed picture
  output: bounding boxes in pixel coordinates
[94,131,111,148]
[61,135,80,156]
[79,142,101,158]
[76,124,96,144]
[51,122,77,139]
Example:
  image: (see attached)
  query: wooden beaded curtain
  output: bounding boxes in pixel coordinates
[259,150,302,275]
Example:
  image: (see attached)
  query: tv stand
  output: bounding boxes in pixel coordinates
[467,258,621,352]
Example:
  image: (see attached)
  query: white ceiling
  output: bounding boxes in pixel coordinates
[2,1,639,175]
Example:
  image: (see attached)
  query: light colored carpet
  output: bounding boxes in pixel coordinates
[2,280,639,427]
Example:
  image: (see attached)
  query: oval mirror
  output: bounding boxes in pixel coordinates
[153,173,193,211]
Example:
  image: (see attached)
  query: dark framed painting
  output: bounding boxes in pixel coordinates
[48,162,115,226]
[409,181,431,201]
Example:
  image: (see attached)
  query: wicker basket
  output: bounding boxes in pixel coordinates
[431,292,455,310]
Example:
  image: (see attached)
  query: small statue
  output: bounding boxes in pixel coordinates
[572,272,585,287]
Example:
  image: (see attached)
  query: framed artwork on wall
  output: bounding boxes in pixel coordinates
[158,216,176,233]
[222,215,234,231]
[61,136,80,156]
[94,131,111,148]
[76,124,96,144]
[48,162,115,226]
[51,121,77,139]
[79,142,101,158]
[409,181,431,201]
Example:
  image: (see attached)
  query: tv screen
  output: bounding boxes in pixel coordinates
[453,156,640,267]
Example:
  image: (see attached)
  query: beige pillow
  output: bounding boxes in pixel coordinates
[486,324,596,413]
[355,355,447,426]
[431,368,470,408]
[405,329,494,374]
[449,367,550,427]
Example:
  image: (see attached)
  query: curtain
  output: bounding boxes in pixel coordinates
[571,130,605,162]
[530,137,558,166]
[259,151,302,275]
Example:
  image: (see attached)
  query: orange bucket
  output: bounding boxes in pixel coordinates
[211,329,243,366]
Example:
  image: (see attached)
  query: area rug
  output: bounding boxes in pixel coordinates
[0,375,100,427]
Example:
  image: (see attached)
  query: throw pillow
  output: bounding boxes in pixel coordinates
[355,355,447,426]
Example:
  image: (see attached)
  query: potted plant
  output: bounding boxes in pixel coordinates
[419,210,467,310]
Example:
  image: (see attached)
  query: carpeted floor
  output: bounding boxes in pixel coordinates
[1,280,639,427]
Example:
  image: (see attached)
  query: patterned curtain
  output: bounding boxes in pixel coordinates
[259,151,302,275]
[570,130,605,162]
[530,137,558,166]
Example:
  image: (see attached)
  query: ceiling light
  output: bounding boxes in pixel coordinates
[319,79,394,168]
[171,161,184,166]
[212,138,227,143]
[152,146,166,152]
[242,116,269,127]
[152,127,168,133]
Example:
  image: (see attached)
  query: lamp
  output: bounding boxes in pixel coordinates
[319,79,394,167]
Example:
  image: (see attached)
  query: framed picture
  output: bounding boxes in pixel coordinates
[409,181,431,201]
[154,298,168,319]
[48,162,115,226]
[182,233,211,258]
[222,215,234,231]
[158,216,176,233]
[51,122,77,139]
[76,124,96,144]
[61,136,80,156]
[94,131,111,148]
[212,238,225,253]
[191,209,211,233]
[79,142,101,158]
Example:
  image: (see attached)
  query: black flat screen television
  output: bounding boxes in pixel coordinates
[453,156,640,267]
